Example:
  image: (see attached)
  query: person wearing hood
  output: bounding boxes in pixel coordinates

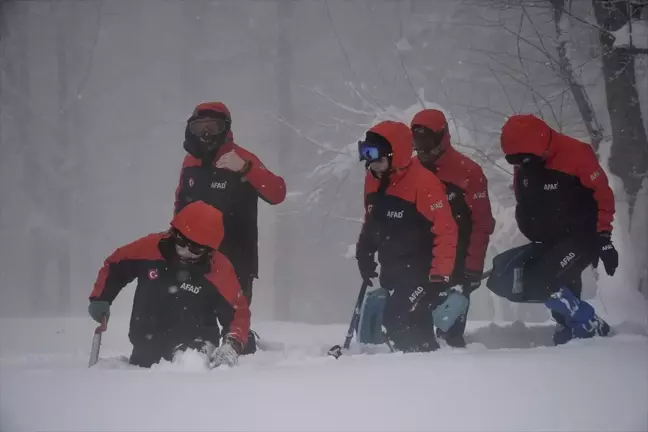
[88,201,250,368]
[410,109,495,348]
[174,102,286,354]
[355,120,458,353]
[494,114,617,345]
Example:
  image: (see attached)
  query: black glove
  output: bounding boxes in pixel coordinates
[357,252,378,286]
[88,300,110,323]
[593,232,618,276]
[460,269,483,295]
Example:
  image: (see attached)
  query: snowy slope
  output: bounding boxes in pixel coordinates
[1,317,647,432]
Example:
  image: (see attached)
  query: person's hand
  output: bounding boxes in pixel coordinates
[88,300,110,323]
[594,232,618,276]
[215,150,248,173]
[209,336,242,368]
[357,255,378,286]
[461,269,483,294]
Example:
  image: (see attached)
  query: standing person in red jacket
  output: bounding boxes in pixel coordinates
[410,109,495,347]
[174,102,286,354]
[355,120,458,352]
[488,114,616,345]
[88,201,250,368]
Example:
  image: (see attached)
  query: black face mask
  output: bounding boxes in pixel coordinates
[412,125,446,165]
[505,153,545,169]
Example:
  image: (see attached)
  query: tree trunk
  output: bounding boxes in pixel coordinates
[274,1,295,320]
[593,0,648,218]
[550,0,604,150]
[55,3,72,315]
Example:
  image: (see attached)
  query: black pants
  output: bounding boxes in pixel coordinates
[382,285,442,353]
[129,338,216,368]
[523,238,593,325]
[234,274,257,355]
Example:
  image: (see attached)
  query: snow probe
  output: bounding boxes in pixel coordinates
[88,315,108,368]
[328,270,493,358]
[328,281,369,359]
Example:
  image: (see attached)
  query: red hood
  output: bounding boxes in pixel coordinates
[193,101,231,118]
[191,101,235,144]
[369,121,413,170]
[410,109,452,153]
[170,201,224,250]
[501,114,555,158]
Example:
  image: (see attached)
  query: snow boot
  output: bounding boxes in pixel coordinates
[435,327,467,348]
[546,287,611,343]
[241,330,258,355]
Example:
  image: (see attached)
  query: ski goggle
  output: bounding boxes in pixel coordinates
[187,117,229,137]
[358,141,387,162]
[173,230,209,255]
[412,125,446,153]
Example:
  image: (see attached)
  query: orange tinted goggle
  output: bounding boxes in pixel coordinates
[187,117,229,137]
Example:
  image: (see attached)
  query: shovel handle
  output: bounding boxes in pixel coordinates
[95,315,108,334]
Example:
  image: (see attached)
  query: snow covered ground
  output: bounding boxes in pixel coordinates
[1,316,647,432]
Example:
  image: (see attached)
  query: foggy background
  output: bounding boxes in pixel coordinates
[1,0,646,325]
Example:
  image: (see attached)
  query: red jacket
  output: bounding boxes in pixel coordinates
[424,146,495,275]
[501,114,614,242]
[411,109,495,277]
[175,103,286,280]
[91,202,250,348]
[357,121,458,287]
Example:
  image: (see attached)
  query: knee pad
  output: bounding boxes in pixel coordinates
[431,291,469,333]
[358,288,388,344]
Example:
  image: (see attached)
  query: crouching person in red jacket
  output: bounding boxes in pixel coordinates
[88,201,250,368]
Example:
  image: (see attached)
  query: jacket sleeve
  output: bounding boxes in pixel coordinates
[90,234,162,303]
[577,149,615,233]
[235,147,287,205]
[463,170,495,274]
[356,181,378,262]
[206,253,251,348]
[174,168,184,216]
[416,176,458,279]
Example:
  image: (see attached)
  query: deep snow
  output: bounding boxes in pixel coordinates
[1,317,647,432]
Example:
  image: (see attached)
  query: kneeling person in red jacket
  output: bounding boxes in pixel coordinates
[88,201,250,368]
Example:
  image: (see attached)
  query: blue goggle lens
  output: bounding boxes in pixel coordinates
[358,143,381,162]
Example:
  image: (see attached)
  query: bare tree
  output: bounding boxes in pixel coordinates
[274,0,295,320]
[467,0,604,147]
[549,0,604,149]
[593,0,648,219]
[53,3,73,314]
